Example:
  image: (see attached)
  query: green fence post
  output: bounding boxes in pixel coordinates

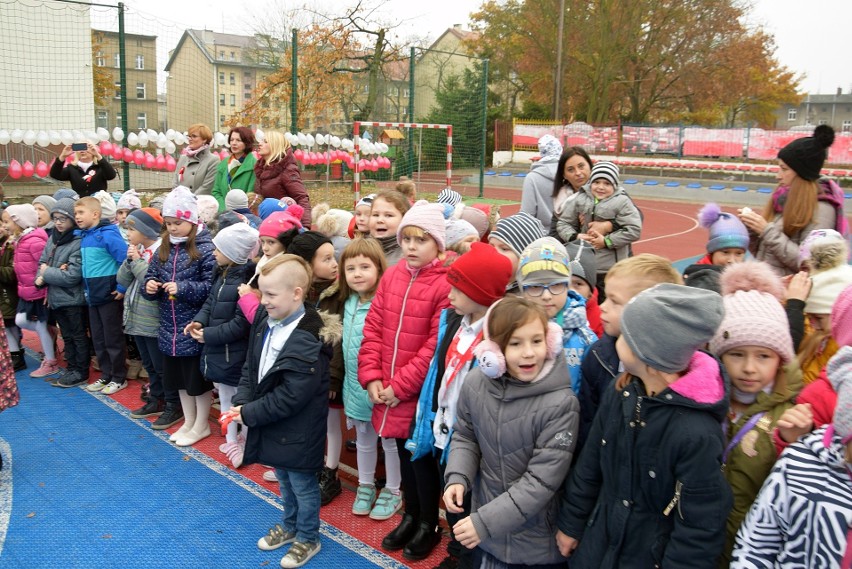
[118,2,130,192]
[407,46,415,179]
[479,59,489,198]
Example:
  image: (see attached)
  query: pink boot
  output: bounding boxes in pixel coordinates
[30,359,60,379]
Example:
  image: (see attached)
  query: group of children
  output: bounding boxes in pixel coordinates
[4,154,852,569]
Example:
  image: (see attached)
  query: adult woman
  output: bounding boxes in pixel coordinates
[173,123,219,196]
[212,127,257,211]
[252,130,311,226]
[520,134,563,232]
[739,125,846,276]
[49,142,116,197]
[548,146,593,237]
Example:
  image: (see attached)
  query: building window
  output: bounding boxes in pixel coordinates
[136,113,147,130]
[135,54,144,69]
[97,111,109,129]
[96,51,105,67]
[219,72,225,84]
[230,51,236,61]
[114,53,121,68]
[116,113,122,126]
[244,83,252,90]
[843,120,851,132]
[244,71,251,77]
[244,93,251,100]
[136,83,145,99]
[230,94,236,106]
[230,73,235,85]
[220,94,225,106]
[219,115,226,126]
[136,39,143,47]
[787,108,797,121]
[219,51,225,60]
[818,119,828,125]
[114,82,121,99]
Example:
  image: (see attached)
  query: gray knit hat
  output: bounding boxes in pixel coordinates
[51,198,77,223]
[621,283,724,374]
[225,189,249,211]
[490,212,545,257]
[565,241,597,289]
[213,223,259,265]
[53,188,79,201]
[589,160,620,187]
[33,195,57,213]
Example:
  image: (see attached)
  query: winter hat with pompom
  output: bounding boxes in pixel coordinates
[698,203,749,254]
[437,188,463,207]
[709,261,794,363]
[196,195,219,226]
[316,208,353,239]
[778,124,835,181]
[258,210,303,239]
[798,228,846,268]
[397,200,447,251]
[445,218,479,248]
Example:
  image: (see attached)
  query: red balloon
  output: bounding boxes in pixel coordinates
[133,150,145,165]
[112,145,124,160]
[8,160,22,179]
[22,161,35,177]
[165,155,177,172]
[155,155,166,170]
[294,149,304,162]
[145,153,155,168]
[370,159,379,172]
[35,160,49,177]
[100,141,113,155]
[123,148,133,162]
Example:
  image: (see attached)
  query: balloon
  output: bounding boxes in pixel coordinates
[127,132,138,146]
[330,136,341,148]
[174,133,186,146]
[145,153,155,168]
[48,130,61,145]
[213,132,227,147]
[72,130,84,143]
[100,141,113,155]
[165,155,177,172]
[0,130,9,145]
[22,130,36,146]
[112,145,124,160]
[155,155,166,170]
[133,150,145,165]
[297,132,308,146]
[294,149,304,162]
[357,159,367,171]
[315,134,326,145]
[35,161,49,177]
[36,131,50,147]
[123,148,133,162]
[8,160,22,179]
[156,134,167,149]
[220,150,229,160]
[146,128,157,140]
[255,129,265,142]
[97,127,110,141]
[370,159,379,171]
[284,132,295,145]
[137,131,149,147]
[306,134,315,147]
[85,131,99,144]
[165,129,176,141]
[165,141,176,154]
[112,127,124,142]
[10,129,24,144]
[22,161,34,177]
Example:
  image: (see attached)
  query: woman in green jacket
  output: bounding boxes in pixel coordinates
[212,127,257,211]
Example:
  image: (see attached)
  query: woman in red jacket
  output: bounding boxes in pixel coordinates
[252,131,311,227]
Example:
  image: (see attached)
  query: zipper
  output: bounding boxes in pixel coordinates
[662,481,683,518]
[170,243,179,355]
[380,270,418,437]
[497,376,509,558]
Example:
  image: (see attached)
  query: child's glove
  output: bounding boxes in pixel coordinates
[218,408,241,435]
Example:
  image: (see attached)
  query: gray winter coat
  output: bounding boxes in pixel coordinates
[38,232,85,308]
[116,250,160,338]
[521,160,559,232]
[751,200,837,276]
[173,148,219,196]
[444,352,579,565]
[556,184,642,273]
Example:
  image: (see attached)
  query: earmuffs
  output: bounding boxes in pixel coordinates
[473,298,564,379]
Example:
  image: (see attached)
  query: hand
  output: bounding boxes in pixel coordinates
[579,230,606,250]
[88,143,102,160]
[162,282,178,296]
[784,271,812,302]
[111,291,124,301]
[366,380,383,405]
[776,403,814,443]
[328,390,338,401]
[127,244,141,261]
[443,484,466,514]
[35,276,44,287]
[587,220,613,235]
[377,384,396,404]
[452,517,481,549]
[237,283,252,297]
[556,530,579,557]
[184,321,202,336]
[59,264,67,271]
[145,280,161,294]
[59,145,72,160]
[39,263,48,273]
[189,328,205,343]
[738,208,768,234]
[230,406,244,424]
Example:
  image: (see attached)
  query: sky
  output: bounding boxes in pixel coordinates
[107,0,850,95]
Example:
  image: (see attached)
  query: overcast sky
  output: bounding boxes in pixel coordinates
[109,0,849,95]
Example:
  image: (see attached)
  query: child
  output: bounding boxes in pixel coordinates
[35,198,88,387]
[708,261,801,565]
[338,238,402,520]
[256,209,304,272]
[518,237,597,395]
[4,205,53,377]
[556,161,643,289]
[444,219,479,255]
[115,189,142,242]
[359,201,451,560]
[231,254,332,568]
[487,211,546,292]
[185,223,258,467]
[732,347,852,567]
[223,189,262,229]
[396,179,417,203]
[368,189,410,266]
[143,186,216,447]
[408,242,513,569]
[695,203,749,266]
[577,254,682,449]
[118,208,184,429]
[32,195,56,236]
[75,196,128,393]
[353,194,375,237]
[0,212,22,371]
[557,284,732,567]
[444,296,578,568]
[436,187,462,207]
[314,204,353,260]
[92,190,117,223]
[565,241,603,337]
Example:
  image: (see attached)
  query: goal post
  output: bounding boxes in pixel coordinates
[352,121,452,204]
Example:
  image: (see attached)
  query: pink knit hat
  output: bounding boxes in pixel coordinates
[831,283,852,348]
[5,204,38,229]
[162,186,198,225]
[709,261,794,363]
[397,200,447,251]
[258,210,302,239]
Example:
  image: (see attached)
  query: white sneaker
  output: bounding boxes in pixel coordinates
[100,381,127,395]
[280,541,321,568]
[263,469,278,483]
[85,378,109,392]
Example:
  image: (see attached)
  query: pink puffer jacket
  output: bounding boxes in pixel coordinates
[14,228,48,301]
[358,258,451,439]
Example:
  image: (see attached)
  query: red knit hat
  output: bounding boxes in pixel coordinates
[447,242,512,307]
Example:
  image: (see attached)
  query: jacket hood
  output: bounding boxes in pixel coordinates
[485,351,573,402]
[529,160,558,181]
[802,426,850,471]
[650,351,730,422]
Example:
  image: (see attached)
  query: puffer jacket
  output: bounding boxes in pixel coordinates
[342,293,374,422]
[308,279,345,397]
[116,240,160,337]
[173,148,219,195]
[558,351,733,569]
[521,159,559,232]
[556,184,642,273]
[212,152,257,210]
[721,363,802,567]
[254,150,311,225]
[233,304,332,472]
[37,229,85,308]
[0,238,18,319]
[13,228,49,301]
[49,157,116,197]
[578,333,619,452]
[142,230,216,357]
[193,262,255,386]
[445,351,579,566]
[79,219,126,306]
[358,257,451,439]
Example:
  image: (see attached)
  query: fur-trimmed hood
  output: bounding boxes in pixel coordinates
[318,310,342,346]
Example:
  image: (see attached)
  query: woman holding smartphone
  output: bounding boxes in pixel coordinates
[49,142,117,197]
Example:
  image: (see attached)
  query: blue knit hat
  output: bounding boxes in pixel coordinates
[258,198,286,220]
[698,203,749,254]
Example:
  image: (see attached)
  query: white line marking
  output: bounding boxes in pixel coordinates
[0,438,11,560]
[635,207,700,244]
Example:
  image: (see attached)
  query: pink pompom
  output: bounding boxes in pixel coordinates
[697,202,722,229]
[721,261,785,300]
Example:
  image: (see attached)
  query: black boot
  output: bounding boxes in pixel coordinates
[381,512,417,551]
[403,521,441,561]
[10,350,26,372]
[318,466,342,506]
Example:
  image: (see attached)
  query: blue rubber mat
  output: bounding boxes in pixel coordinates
[0,356,404,569]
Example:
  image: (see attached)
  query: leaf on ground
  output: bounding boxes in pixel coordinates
[182,455,191,461]
[26,512,35,518]
[38,483,44,487]
[102,534,112,539]
[260,562,270,567]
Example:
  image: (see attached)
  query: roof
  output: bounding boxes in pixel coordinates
[92,28,157,41]
[802,93,852,105]
[425,27,480,53]
[382,129,405,140]
[164,29,281,72]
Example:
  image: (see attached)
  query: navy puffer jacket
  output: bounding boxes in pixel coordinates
[142,230,216,357]
[193,262,255,385]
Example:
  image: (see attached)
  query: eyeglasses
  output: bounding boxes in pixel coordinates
[51,215,73,224]
[522,282,569,297]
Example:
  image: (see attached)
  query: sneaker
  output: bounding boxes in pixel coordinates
[221,440,245,468]
[280,541,321,568]
[100,380,127,395]
[30,359,60,378]
[151,404,184,430]
[369,487,403,521]
[318,467,341,506]
[257,524,296,551]
[263,469,278,483]
[352,485,377,516]
[54,371,88,388]
[130,398,164,419]
[85,378,109,392]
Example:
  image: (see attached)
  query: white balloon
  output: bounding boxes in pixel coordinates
[85,131,99,144]
[306,133,315,147]
[315,134,325,145]
[112,127,124,142]
[60,130,73,146]
[213,132,227,147]
[174,133,186,146]
[165,141,176,154]
[285,132,296,145]
[36,131,50,147]
[255,129,265,143]
[166,128,176,141]
[96,127,110,141]
[23,130,37,145]
[297,132,308,146]
[0,130,9,145]
[137,131,149,146]
[10,129,24,144]
[127,132,139,146]
[146,128,157,140]
[378,142,389,154]
[156,133,168,148]
[330,136,341,148]
[48,130,61,145]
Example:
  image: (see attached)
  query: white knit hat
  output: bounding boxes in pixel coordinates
[213,223,259,264]
[162,186,198,225]
[93,190,117,221]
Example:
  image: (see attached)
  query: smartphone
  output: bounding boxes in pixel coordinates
[71,142,88,151]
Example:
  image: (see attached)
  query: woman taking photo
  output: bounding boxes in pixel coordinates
[739,125,846,276]
[49,142,116,197]
[548,146,593,238]
[252,130,311,227]
[212,127,257,211]
[173,123,219,196]
[520,134,563,232]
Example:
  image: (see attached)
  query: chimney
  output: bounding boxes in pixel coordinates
[838,87,843,96]
[453,23,462,29]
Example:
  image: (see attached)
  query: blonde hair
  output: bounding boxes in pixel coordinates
[762,176,818,237]
[261,253,311,291]
[338,238,387,300]
[606,254,683,288]
[372,190,410,217]
[264,131,292,164]
[75,196,101,213]
[395,180,417,201]
[188,123,213,144]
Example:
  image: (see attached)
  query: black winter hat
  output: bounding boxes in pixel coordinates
[286,230,332,263]
[777,124,835,181]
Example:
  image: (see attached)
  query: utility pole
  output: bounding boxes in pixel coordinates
[553,0,565,121]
